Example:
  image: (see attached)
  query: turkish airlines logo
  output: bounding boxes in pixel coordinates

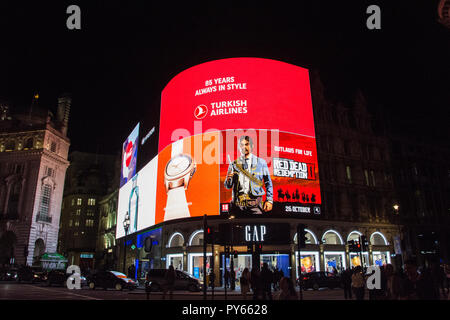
[194,105,208,120]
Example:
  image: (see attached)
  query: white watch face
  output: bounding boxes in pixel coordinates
[166,155,191,177]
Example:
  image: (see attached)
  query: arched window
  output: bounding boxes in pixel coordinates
[5,140,15,151]
[294,229,318,245]
[32,238,46,265]
[189,230,204,246]
[347,231,362,242]
[370,232,388,245]
[24,138,34,150]
[168,232,184,248]
[322,230,344,245]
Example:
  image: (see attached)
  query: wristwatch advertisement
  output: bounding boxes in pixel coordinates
[164,153,196,221]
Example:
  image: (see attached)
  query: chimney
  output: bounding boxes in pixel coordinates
[57,93,71,136]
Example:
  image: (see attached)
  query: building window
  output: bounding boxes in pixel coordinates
[346,166,352,184]
[71,198,75,206]
[87,209,94,216]
[76,209,81,216]
[88,198,96,206]
[24,137,34,150]
[77,198,82,206]
[46,167,54,177]
[5,140,15,151]
[74,220,80,227]
[86,219,94,227]
[69,219,73,227]
[74,232,79,237]
[370,170,376,187]
[50,141,57,153]
[39,184,52,218]
[364,169,370,186]
[7,182,21,217]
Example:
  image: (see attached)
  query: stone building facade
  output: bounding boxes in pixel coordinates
[0,95,70,266]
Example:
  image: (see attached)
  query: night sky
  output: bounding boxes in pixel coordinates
[1,1,449,154]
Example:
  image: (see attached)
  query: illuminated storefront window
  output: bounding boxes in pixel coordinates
[349,252,369,268]
[166,253,183,270]
[222,254,252,288]
[295,251,320,278]
[324,251,346,273]
[188,253,212,281]
[261,254,290,278]
[372,251,391,266]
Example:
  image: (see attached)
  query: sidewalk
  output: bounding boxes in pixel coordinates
[132,285,253,295]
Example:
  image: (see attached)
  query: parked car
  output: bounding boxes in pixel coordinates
[0,267,18,281]
[31,267,48,283]
[145,269,202,292]
[46,269,88,287]
[16,266,35,283]
[87,271,137,291]
[297,271,342,290]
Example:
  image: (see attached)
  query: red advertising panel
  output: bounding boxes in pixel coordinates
[159,58,315,152]
[220,130,321,216]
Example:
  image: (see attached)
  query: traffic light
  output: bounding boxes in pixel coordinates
[297,224,307,248]
[233,250,238,258]
[224,246,230,257]
[247,244,253,253]
[255,243,263,253]
[205,226,214,243]
[348,240,356,252]
[360,235,368,251]
[355,241,361,252]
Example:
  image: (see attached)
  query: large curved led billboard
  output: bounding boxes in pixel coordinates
[116,58,321,239]
[159,58,315,151]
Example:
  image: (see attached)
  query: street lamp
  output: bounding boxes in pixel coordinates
[393,204,403,268]
[123,212,130,274]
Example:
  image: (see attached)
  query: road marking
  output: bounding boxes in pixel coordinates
[25,285,102,300]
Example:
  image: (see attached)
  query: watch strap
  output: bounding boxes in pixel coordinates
[164,187,191,221]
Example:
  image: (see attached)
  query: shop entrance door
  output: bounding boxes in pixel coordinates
[221,254,252,288]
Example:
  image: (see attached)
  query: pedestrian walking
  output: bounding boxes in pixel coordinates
[240,268,251,300]
[162,265,176,300]
[230,268,236,291]
[261,263,273,300]
[341,269,352,299]
[275,277,298,300]
[385,264,401,300]
[250,266,262,300]
[351,266,365,300]
[224,269,230,289]
[399,259,419,300]
[416,266,439,300]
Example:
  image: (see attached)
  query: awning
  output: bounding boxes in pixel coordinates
[39,252,68,270]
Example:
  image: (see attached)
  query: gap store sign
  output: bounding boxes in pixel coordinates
[218,223,290,245]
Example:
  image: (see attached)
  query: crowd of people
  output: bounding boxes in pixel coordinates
[340,260,450,300]
[225,263,298,300]
[225,260,450,301]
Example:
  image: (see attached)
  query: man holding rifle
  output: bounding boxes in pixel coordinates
[225,135,273,216]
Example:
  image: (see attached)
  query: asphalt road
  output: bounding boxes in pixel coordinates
[0,281,349,300]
